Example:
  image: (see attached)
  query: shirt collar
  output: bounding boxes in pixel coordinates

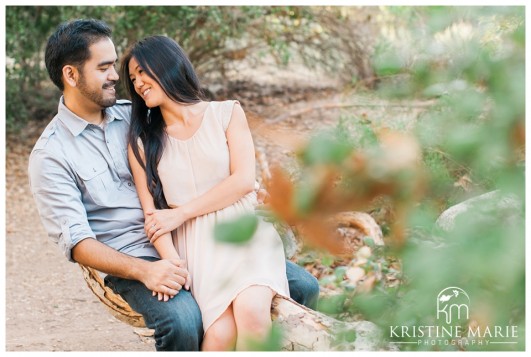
[57,96,124,137]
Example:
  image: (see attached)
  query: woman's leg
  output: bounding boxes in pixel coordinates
[201,305,237,351]
[232,285,275,351]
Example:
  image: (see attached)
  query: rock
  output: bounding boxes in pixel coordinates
[435,190,522,233]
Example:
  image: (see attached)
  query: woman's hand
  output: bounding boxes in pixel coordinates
[145,207,187,243]
[256,187,270,204]
[184,272,192,291]
[153,291,174,302]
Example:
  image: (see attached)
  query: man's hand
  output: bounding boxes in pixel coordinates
[141,259,189,301]
[153,268,192,302]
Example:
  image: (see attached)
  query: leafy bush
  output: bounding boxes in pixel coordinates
[266,6,524,351]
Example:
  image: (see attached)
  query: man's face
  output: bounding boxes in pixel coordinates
[77,37,118,109]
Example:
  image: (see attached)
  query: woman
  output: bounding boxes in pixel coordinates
[122,35,290,351]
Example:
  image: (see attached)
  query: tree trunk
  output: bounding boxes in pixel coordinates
[272,295,389,351]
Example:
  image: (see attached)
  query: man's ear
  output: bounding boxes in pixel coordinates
[62,65,79,88]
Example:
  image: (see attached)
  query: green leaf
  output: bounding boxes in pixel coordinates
[373,50,405,77]
[301,131,353,166]
[293,178,319,215]
[246,323,284,351]
[213,214,258,244]
[317,294,346,315]
[321,255,334,267]
[363,237,376,248]
[334,266,347,280]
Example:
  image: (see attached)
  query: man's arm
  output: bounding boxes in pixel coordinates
[72,238,185,296]
[28,149,185,296]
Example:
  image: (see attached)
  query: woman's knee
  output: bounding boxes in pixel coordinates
[203,309,237,351]
[233,287,273,329]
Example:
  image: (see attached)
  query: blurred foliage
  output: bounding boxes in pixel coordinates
[6,5,378,133]
[266,6,524,351]
[213,213,258,244]
[245,323,284,351]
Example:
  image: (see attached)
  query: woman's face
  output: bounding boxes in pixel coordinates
[128,56,166,108]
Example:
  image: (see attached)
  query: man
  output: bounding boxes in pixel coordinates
[28,19,319,351]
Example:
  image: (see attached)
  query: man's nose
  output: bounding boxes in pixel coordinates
[109,66,119,81]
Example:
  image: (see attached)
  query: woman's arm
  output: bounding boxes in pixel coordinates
[146,102,256,242]
[128,144,191,299]
[182,102,256,216]
[128,144,181,260]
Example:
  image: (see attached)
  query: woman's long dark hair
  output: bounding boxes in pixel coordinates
[121,35,205,209]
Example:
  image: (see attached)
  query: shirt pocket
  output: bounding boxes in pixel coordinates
[76,160,115,206]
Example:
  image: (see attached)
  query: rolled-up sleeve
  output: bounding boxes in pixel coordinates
[28,149,95,262]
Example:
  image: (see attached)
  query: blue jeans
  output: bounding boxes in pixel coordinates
[105,257,319,351]
[285,260,320,309]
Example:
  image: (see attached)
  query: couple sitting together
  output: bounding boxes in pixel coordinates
[29,18,319,351]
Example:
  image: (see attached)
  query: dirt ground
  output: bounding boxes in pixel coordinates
[5,63,422,351]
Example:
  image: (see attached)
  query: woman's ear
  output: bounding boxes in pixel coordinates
[62,65,79,88]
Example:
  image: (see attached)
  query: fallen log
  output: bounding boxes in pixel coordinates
[79,264,387,351]
[272,294,387,351]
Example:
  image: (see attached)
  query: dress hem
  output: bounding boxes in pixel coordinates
[202,282,290,335]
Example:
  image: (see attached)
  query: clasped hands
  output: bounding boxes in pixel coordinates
[145,258,192,302]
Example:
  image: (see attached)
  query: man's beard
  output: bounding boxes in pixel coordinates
[78,74,117,108]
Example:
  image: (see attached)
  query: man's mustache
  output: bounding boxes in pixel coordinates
[103,81,117,89]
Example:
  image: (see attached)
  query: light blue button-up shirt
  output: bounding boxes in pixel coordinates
[28,97,159,262]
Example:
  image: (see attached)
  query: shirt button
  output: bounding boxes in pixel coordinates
[127,182,132,186]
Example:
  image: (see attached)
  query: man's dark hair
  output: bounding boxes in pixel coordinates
[45,19,112,91]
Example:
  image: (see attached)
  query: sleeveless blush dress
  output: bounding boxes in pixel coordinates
[156,100,290,333]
